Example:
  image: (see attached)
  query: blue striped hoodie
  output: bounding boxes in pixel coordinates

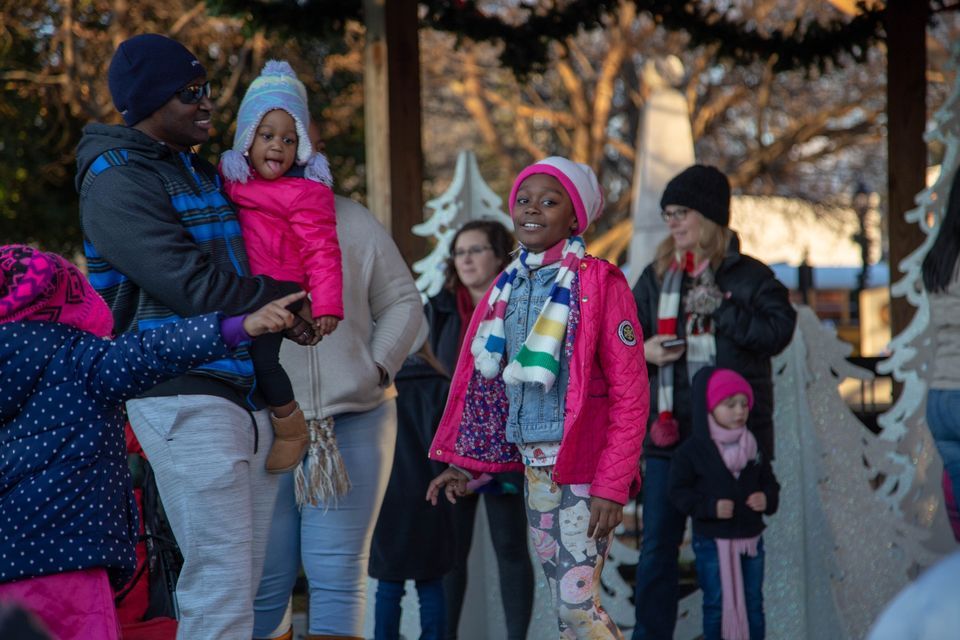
[76,124,300,409]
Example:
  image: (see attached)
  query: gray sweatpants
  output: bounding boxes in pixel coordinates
[127,394,279,640]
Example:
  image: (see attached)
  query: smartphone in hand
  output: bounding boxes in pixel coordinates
[661,337,686,349]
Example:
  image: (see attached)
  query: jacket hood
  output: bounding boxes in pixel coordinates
[690,366,718,441]
[75,123,172,192]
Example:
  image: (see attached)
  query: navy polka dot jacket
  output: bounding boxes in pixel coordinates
[0,314,230,587]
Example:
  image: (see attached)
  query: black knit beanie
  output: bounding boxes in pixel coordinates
[660,164,731,227]
[108,34,207,126]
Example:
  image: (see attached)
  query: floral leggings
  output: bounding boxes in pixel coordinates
[524,466,623,639]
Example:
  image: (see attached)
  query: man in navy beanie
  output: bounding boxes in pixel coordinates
[76,33,316,639]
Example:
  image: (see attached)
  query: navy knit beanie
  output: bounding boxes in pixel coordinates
[660,164,731,227]
[108,34,207,126]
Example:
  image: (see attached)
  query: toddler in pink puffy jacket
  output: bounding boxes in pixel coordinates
[220,60,344,474]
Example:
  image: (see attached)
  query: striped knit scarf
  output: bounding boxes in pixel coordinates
[472,236,585,392]
[652,252,718,447]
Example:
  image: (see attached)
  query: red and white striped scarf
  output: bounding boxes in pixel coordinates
[651,252,717,447]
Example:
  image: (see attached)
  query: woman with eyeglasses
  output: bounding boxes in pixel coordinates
[630,165,796,640]
[422,220,535,640]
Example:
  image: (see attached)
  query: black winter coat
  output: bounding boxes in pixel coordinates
[669,367,780,540]
[424,288,462,374]
[369,355,455,581]
[632,235,796,458]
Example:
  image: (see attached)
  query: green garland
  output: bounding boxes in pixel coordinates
[421,0,887,75]
[208,1,939,76]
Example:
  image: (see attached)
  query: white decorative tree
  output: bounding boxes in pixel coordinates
[876,40,960,548]
[412,150,514,300]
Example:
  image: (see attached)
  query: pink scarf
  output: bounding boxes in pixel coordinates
[708,415,760,640]
[0,245,114,337]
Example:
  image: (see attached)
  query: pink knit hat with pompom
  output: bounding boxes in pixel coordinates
[0,245,114,337]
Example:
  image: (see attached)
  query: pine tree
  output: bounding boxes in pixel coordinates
[412,151,514,299]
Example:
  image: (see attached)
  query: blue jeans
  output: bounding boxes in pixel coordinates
[632,456,687,640]
[375,579,445,640]
[927,390,960,518]
[692,534,765,640]
[252,401,397,637]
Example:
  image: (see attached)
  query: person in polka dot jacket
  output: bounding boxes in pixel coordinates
[0,245,304,640]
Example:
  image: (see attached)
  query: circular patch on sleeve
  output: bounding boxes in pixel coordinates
[618,320,637,346]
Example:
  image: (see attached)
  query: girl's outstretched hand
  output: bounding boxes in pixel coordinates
[243,291,307,336]
[588,497,623,540]
[426,467,469,505]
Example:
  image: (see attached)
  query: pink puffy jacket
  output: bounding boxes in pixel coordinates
[223,172,344,320]
[429,256,649,505]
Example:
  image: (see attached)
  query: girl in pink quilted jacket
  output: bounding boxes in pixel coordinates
[220,60,344,475]
[427,157,649,639]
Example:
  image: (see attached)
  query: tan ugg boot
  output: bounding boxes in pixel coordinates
[266,406,309,473]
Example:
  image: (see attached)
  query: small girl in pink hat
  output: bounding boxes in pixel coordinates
[669,367,780,640]
[426,157,649,639]
[0,244,302,640]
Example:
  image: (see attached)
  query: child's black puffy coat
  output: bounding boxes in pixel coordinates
[669,367,780,540]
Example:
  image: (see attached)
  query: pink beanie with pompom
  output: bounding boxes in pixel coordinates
[0,245,114,338]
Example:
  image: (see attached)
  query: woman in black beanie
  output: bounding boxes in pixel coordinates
[630,164,797,640]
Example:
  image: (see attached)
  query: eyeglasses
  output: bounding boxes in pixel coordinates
[175,81,212,105]
[661,207,692,222]
[452,245,492,259]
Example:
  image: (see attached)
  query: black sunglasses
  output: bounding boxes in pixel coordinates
[175,81,212,105]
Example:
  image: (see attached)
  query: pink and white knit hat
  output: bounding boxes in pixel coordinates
[508,156,604,234]
[0,245,114,338]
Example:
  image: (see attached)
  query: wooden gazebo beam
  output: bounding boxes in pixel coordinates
[885,0,928,337]
[363,0,424,266]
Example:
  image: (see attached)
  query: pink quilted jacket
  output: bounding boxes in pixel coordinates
[429,256,649,505]
[222,172,344,320]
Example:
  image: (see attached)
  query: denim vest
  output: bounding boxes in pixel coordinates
[503,266,570,445]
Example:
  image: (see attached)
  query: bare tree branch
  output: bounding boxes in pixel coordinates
[589,1,634,170]
[482,89,577,126]
[170,2,207,37]
[0,71,68,84]
[555,52,590,163]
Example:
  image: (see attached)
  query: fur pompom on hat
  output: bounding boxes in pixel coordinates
[0,245,114,338]
[508,157,604,234]
[661,164,731,227]
[706,369,754,412]
[221,60,331,186]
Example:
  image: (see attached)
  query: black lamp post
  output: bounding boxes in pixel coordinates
[851,180,874,321]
